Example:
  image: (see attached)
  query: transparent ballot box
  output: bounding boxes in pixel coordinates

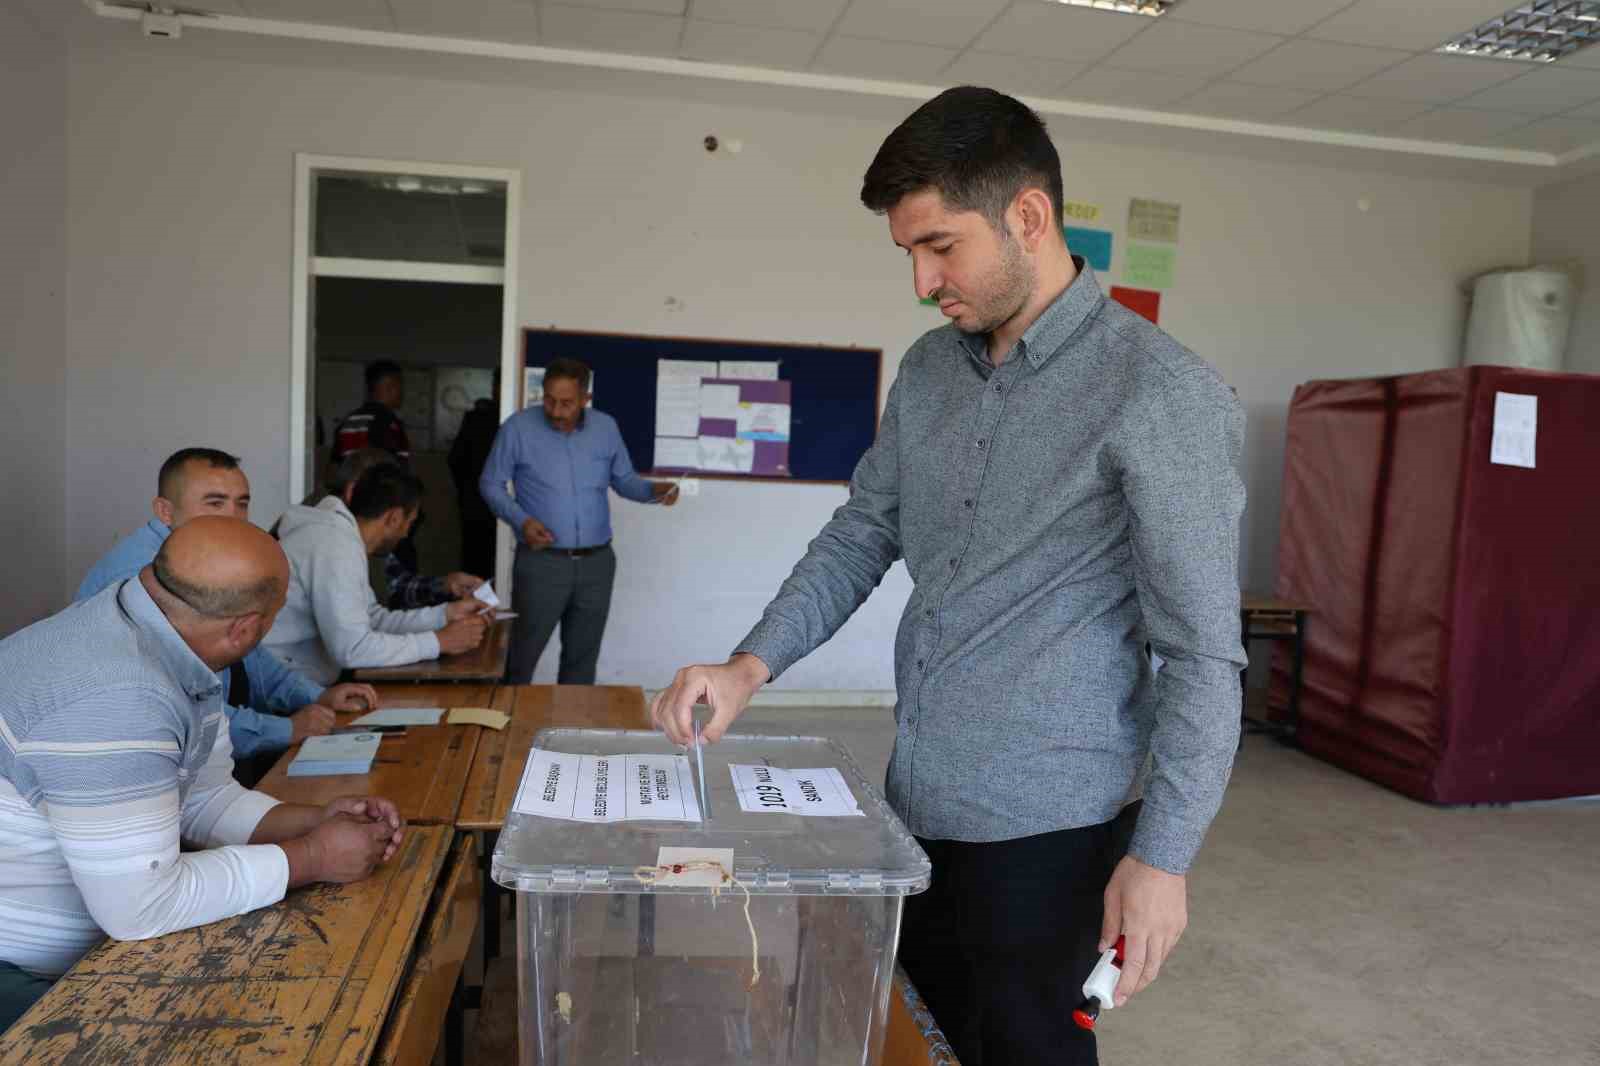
[492,729,932,1066]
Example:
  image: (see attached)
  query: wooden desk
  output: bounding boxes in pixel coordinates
[353,619,511,683]
[456,684,649,832]
[456,684,648,963]
[256,684,495,826]
[0,825,457,1066]
[1240,593,1311,740]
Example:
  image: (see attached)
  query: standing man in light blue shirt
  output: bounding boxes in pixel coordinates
[77,448,379,761]
[479,358,679,683]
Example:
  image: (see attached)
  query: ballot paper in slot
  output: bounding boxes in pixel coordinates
[729,764,864,817]
[286,732,382,777]
[512,748,703,822]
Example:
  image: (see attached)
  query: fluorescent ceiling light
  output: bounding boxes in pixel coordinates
[1042,0,1176,16]
[1438,1,1600,63]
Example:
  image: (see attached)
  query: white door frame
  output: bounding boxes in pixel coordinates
[290,153,522,594]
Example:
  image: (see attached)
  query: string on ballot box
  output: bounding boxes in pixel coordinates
[633,860,761,990]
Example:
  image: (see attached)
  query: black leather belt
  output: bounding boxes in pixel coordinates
[552,542,610,558]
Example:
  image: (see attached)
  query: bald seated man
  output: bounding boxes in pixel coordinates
[0,517,406,1031]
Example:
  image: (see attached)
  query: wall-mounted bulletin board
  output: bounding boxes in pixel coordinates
[522,329,883,484]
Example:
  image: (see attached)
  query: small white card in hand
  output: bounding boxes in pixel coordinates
[729,765,864,817]
[351,707,444,727]
[474,582,501,609]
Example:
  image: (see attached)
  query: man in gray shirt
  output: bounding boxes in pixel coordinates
[653,86,1245,1064]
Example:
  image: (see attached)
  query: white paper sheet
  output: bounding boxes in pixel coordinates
[656,360,718,438]
[513,749,704,822]
[654,436,701,470]
[1490,391,1537,469]
[699,383,742,421]
[728,764,864,817]
[736,402,791,441]
[718,361,779,381]
[698,436,755,473]
[473,582,500,608]
[350,707,445,727]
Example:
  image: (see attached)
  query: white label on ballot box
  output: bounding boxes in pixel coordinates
[729,764,865,817]
[513,749,704,822]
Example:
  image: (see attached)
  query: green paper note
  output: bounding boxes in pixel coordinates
[1123,243,1176,291]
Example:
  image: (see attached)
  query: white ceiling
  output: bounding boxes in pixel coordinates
[72,0,1600,165]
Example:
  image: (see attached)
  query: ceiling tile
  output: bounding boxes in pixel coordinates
[1167,0,1352,36]
[1061,65,1212,108]
[1494,116,1600,152]
[388,0,540,42]
[1572,96,1600,119]
[1453,66,1600,116]
[238,0,393,28]
[835,0,1009,50]
[1177,81,1323,120]
[680,20,819,68]
[1280,93,1434,132]
[689,0,849,33]
[973,4,1147,64]
[1342,53,1525,103]
[540,5,684,55]
[1099,20,1286,79]
[1227,39,1411,93]
[1305,0,1529,51]
[1387,107,1535,144]
[940,52,1087,97]
[811,35,958,82]
[549,0,685,15]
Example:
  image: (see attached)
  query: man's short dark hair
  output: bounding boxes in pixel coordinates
[365,359,403,393]
[326,447,395,497]
[157,447,240,500]
[543,357,591,392]
[860,86,1064,230]
[348,462,423,520]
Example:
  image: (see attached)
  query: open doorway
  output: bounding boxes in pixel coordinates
[291,157,521,599]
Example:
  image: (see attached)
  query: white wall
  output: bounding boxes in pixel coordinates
[0,8,68,636]
[1530,172,1600,375]
[62,31,1531,688]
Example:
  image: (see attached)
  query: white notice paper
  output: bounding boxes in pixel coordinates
[718,361,779,381]
[654,436,701,470]
[698,436,755,473]
[473,582,501,609]
[699,384,742,421]
[513,749,704,822]
[656,360,718,438]
[1490,392,1537,469]
[728,765,865,817]
[350,707,444,727]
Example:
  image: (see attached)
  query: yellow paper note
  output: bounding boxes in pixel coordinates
[1062,200,1101,224]
[448,707,510,731]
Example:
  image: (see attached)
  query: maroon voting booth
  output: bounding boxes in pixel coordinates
[1269,366,1600,804]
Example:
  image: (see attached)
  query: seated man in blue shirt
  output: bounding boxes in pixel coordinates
[77,448,380,761]
[479,358,679,684]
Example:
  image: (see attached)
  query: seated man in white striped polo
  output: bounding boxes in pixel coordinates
[0,517,407,1031]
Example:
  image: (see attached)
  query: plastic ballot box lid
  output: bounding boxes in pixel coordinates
[492,729,930,896]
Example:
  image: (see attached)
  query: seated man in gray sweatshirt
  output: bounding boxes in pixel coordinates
[266,462,488,684]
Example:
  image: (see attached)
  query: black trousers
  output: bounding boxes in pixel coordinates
[897,802,1140,1066]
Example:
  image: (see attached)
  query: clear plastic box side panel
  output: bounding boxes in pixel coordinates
[517,890,907,1066]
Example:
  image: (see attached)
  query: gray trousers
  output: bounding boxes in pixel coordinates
[507,544,617,685]
[0,959,53,1033]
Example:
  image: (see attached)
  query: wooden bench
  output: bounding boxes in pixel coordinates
[1240,594,1312,739]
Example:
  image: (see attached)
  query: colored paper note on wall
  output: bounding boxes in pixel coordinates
[1128,198,1181,243]
[1062,200,1102,224]
[1064,226,1113,272]
[1123,243,1176,291]
[1110,286,1161,324]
